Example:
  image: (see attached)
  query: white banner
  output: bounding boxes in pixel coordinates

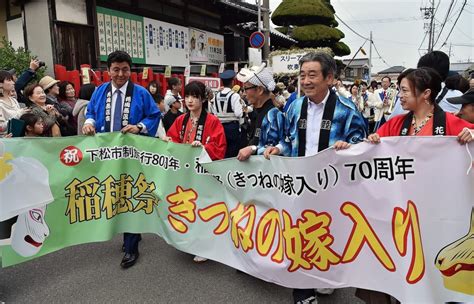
[202,137,474,303]
[248,48,262,67]
[144,18,189,67]
[271,52,306,74]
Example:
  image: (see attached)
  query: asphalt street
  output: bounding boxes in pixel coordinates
[0,234,365,303]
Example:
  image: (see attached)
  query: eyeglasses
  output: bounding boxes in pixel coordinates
[243,85,258,91]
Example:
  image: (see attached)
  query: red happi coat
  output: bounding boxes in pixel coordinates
[377,112,474,137]
[167,112,227,160]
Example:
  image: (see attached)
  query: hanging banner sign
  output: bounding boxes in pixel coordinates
[186,76,220,90]
[0,136,472,304]
[144,18,189,67]
[271,52,306,74]
[96,7,145,64]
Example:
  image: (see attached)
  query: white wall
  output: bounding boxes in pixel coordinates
[6,18,25,49]
[24,0,54,75]
[55,0,88,25]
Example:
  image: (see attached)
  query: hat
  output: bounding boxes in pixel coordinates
[7,69,16,76]
[39,76,59,91]
[219,70,236,80]
[231,85,241,93]
[237,63,276,91]
[447,89,474,105]
[276,82,286,90]
[165,95,180,107]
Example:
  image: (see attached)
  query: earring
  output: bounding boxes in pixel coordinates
[425,99,430,105]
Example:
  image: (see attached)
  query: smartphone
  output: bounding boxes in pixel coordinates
[7,118,25,137]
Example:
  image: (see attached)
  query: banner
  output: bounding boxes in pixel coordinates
[189,28,208,63]
[186,76,221,91]
[271,52,305,74]
[206,31,224,65]
[96,7,145,64]
[144,18,189,67]
[189,28,224,65]
[0,135,473,303]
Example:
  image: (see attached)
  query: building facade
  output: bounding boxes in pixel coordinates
[1,0,294,76]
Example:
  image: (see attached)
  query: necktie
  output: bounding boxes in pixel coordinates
[113,90,123,131]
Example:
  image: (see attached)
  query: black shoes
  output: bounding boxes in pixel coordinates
[120,252,139,268]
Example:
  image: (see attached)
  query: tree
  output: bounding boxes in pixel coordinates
[0,37,45,82]
[272,0,351,56]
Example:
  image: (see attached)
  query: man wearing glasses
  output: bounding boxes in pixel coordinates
[236,63,283,161]
[83,50,160,269]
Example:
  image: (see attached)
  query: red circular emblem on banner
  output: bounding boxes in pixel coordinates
[60,146,83,166]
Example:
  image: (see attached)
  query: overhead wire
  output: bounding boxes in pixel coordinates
[334,13,391,68]
[334,14,369,40]
[371,41,391,67]
[440,0,468,47]
[432,0,455,47]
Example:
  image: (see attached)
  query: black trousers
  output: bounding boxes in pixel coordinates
[223,121,240,158]
[123,233,141,254]
[293,289,316,303]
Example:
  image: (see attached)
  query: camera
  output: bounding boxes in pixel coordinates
[38,61,46,68]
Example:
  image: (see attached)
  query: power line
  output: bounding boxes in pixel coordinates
[344,16,421,24]
[371,40,391,67]
[418,31,428,55]
[334,12,393,69]
[449,43,474,47]
[440,0,468,47]
[334,13,369,40]
[432,0,455,47]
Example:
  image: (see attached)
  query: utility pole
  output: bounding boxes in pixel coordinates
[262,0,270,62]
[421,0,436,52]
[369,31,373,83]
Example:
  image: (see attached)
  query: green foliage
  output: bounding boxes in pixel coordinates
[272,0,334,27]
[0,37,45,82]
[332,41,351,56]
[271,0,351,56]
[292,24,344,46]
[275,27,289,35]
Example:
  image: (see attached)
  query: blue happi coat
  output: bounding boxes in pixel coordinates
[256,107,285,155]
[86,82,160,136]
[280,93,367,157]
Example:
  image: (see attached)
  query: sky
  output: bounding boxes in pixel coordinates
[258,0,473,73]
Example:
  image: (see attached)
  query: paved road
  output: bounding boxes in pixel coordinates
[0,234,364,303]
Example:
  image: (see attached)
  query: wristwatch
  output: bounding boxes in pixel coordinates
[250,145,257,153]
[136,124,143,132]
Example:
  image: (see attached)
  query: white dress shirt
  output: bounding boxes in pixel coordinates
[438,83,462,113]
[109,82,128,131]
[305,90,330,156]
